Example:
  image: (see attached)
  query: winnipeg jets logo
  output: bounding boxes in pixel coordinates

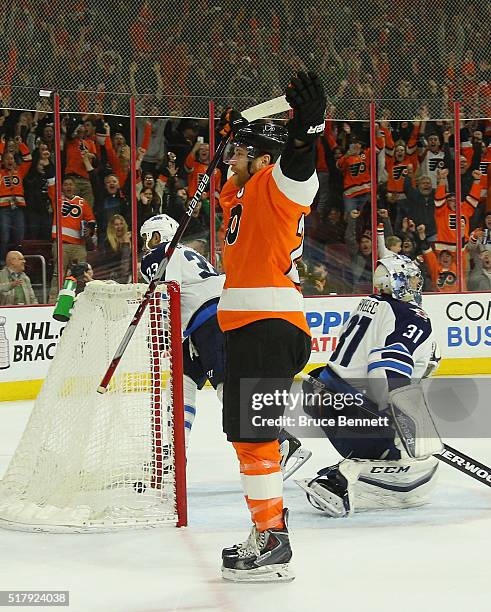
[413,307,429,320]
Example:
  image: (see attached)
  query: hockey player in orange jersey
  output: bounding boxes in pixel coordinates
[217,72,325,582]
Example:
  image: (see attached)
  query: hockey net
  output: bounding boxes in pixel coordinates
[0,281,186,532]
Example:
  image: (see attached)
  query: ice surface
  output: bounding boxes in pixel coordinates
[1,385,490,612]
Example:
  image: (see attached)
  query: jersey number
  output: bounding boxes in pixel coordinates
[225,204,243,246]
[183,249,219,279]
[330,314,372,367]
[402,324,424,343]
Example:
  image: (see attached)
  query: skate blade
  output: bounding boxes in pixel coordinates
[295,478,347,517]
[221,563,294,583]
[282,448,312,481]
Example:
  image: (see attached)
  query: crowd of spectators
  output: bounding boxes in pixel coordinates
[1,0,491,302]
[301,113,491,294]
[1,0,490,119]
[0,105,218,301]
[1,102,490,302]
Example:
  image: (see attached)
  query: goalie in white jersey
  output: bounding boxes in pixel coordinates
[298,255,442,516]
[140,214,226,447]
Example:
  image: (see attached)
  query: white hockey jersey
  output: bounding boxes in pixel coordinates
[141,242,225,337]
[328,294,435,408]
[420,150,446,188]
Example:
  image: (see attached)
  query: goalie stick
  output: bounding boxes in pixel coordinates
[301,373,491,489]
[97,95,292,393]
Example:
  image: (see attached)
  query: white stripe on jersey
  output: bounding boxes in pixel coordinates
[328,295,435,407]
[141,243,224,334]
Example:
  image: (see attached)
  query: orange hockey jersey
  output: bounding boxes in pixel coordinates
[217,162,318,335]
[336,137,383,199]
[422,248,466,292]
[51,194,95,245]
[65,138,97,180]
[479,145,491,202]
[0,158,31,208]
[434,181,480,251]
[381,124,419,194]
[184,153,221,199]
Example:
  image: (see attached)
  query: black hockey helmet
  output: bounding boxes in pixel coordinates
[223,121,288,164]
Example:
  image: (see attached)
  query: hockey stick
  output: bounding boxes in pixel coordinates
[435,445,491,489]
[301,373,491,489]
[97,95,292,393]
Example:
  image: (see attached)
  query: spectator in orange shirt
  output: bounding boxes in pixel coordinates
[0,140,32,265]
[184,141,221,201]
[417,224,464,291]
[433,168,481,252]
[63,116,98,208]
[379,119,420,230]
[49,176,96,301]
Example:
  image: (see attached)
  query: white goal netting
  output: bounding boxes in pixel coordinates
[0,281,186,532]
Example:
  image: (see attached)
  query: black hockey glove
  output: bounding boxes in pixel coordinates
[285,71,326,144]
[217,107,249,139]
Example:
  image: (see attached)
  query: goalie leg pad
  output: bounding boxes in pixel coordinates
[389,384,443,458]
[297,456,438,516]
[354,456,439,511]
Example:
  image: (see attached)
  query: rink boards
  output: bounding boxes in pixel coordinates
[0,292,490,401]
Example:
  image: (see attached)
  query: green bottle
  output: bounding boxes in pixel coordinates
[53,276,77,322]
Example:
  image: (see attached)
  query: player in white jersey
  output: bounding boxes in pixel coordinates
[140,215,309,475]
[140,215,225,447]
[298,255,442,516]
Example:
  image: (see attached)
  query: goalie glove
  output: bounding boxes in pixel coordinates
[285,71,326,144]
[217,107,249,138]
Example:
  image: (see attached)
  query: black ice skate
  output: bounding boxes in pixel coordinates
[279,429,312,481]
[221,509,294,582]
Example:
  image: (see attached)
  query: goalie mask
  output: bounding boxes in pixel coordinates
[223,121,288,165]
[140,214,179,250]
[373,256,423,305]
